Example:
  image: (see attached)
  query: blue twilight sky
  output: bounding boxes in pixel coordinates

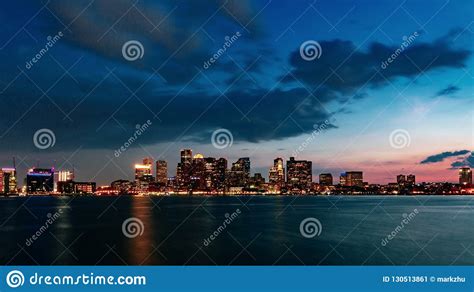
[0,0,472,185]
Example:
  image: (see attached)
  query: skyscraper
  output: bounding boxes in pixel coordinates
[227,157,251,187]
[155,160,168,185]
[0,167,17,194]
[407,174,416,186]
[215,158,227,191]
[269,158,285,191]
[180,149,192,164]
[190,154,206,191]
[203,157,216,190]
[135,158,154,189]
[177,149,193,191]
[143,157,153,173]
[459,167,472,185]
[397,174,406,185]
[286,157,312,192]
[319,173,333,186]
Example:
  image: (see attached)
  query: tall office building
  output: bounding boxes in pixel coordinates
[203,157,216,190]
[190,154,206,190]
[319,173,333,186]
[345,171,363,187]
[0,167,17,194]
[155,160,168,185]
[397,174,406,185]
[407,174,416,186]
[227,157,251,187]
[177,149,193,190]
[459,167,472,185]
[0,169,3,193]
[215,158,227,191]
[286,157,312,191]
[269,158,285,190]
[135,158,154,189]
[180,149,192,164]
[54,170,74,192]
[143,157,153,172]
[27,168,54,194]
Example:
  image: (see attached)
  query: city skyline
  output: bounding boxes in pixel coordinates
[1,148,473,193]
[0,0,472,186]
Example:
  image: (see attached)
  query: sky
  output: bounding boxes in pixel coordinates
[0,0,473,185]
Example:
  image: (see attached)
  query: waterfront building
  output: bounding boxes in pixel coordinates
[26,168,54,194]
[54,170,74,192]
[0,167,17,194]
[176,149,193,191]
[135,163,153,183]
[459,167,472,185]
[407,174,416,186]
[56,181,75,194]
[249,173,265,188]
[155,160,168,185]
[215,158,227,191]
[135,158,154,190]
[111,179,132,193]
[319,173,333,186]
[345,171,363,187]
[397,174,406,185]
[57,181,96,194]
[286,157,312,192]
[227,157,251,188]
[339,173,347,186]
[190,154,206,191]
[269,158,285,191]
[74,182,96,194]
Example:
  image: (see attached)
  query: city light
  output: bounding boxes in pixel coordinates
[1,150,472,196]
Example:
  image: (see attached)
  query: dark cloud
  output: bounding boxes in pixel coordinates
[43,0,262,85]
[0,72,335,151]
[283,38,470,92]
[451,152,474,168]
[0,1,472,154]
[434,85,460,97]
[420,150,470,164]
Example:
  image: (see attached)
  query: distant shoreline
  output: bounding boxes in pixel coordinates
[1,193,473,198]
